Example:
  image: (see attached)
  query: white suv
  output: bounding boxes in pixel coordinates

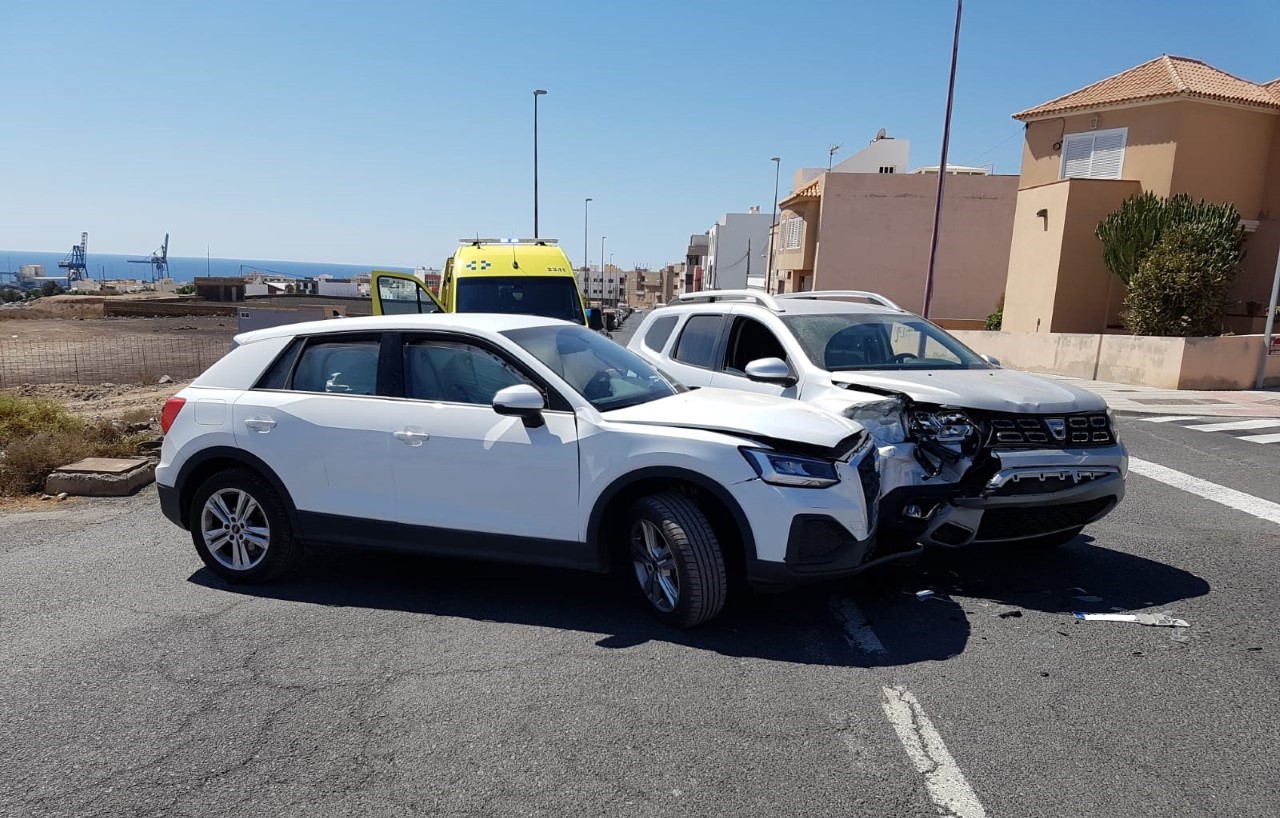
[156,314,881,628]
[627,290,1127,551]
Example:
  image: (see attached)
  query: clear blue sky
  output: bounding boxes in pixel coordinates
[3,0,1278,269]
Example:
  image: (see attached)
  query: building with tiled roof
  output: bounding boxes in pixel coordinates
[997,55,1280,341]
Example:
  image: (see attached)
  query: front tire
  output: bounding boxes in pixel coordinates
[626,492,727,628]
[189,468,299,584]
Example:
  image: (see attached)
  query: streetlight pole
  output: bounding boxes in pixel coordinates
[600,236,606,307]
[921,0,962,319]
[583,197,592,284]
[609,253,616,307]
[533,89,548,237]
[1256,250,1280,388]
[767,156,781,293]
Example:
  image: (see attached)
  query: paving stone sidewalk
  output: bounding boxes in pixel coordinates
[1044,374,1280,417]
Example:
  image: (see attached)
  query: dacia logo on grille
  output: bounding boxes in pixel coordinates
[1046,418,1067,441]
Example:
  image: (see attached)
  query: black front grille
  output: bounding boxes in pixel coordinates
[976,497,1115,541]
[789,516,855,564]
[982,412,1114,448]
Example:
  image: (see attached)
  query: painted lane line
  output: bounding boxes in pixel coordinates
[1138,415,1202,423]
[880,686,989,818]
[1240,432,1280,444]
[828,596,884,654]
[1183,418,1280,432]
[1128,458,1280,526]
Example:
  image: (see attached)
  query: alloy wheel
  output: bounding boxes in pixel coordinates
[200,488,271,571]
[631,519,679,612]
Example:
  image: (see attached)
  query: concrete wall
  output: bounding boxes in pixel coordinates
[706,212,773,289]
[1168,101,1276,220]
[953,330,1280,389]
[808,173,1018,319]
[1020,105,1180,193]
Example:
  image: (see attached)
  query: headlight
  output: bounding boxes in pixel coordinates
[741,448,840,488]
[846,397,907,443]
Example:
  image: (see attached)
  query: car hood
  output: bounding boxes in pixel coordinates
[604,388,863,449]
[828,368,1107,413]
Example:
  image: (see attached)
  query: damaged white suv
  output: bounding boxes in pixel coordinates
[157,314,882,628]
[628,290,1127,551]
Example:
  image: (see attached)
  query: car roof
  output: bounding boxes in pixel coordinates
[234,312,574,345]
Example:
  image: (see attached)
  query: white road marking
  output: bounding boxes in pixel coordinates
[1128,458,1280,526]
[1138,415,1202,423]
[880,686,989,818]
[828,596,884,654]
[1184,418,1280,432]
[1240,432,1280,444]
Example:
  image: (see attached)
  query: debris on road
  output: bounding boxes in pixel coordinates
[1073,611,1190,628]
[915,589,936,601]
[995,609,1023,619]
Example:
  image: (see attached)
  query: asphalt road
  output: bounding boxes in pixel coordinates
[3,381,1279,815]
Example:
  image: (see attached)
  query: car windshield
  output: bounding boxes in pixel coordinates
[781,313,990,371]
[503,325,684,411]
[456,277,586,325]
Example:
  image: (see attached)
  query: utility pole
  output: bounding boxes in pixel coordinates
[767,156,781,292]
[533,89,547,237]
[583,198,592,284]
[1257,250,1280,388]
[921,0,963,319]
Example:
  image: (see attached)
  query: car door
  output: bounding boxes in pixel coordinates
[659,313,727,388]
[709,313,801,398]
[371,270,445,315]
[231,332,394,522]
[385,333,581,543]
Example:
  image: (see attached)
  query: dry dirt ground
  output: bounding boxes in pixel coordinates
[0,314,236,342]
[2,380,190,420]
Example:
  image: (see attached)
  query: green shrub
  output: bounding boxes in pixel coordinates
[0,395,148,495]
[1097,192,1245,287]
[985,293,1004,331]
[1122,223,1244,337]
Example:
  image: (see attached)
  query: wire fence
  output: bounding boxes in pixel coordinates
[0,337,231,387]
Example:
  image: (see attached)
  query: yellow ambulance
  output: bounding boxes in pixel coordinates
[372,238,600,329]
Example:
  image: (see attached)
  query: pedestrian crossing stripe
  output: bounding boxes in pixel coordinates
[1138,415,1280,443]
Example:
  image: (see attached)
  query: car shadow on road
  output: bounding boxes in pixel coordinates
[188,534,1210,669]
[851,533,1212,664]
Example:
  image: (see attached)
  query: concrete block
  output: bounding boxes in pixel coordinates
[45,458,155,497]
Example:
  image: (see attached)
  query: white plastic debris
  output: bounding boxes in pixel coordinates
[915,589,935,601]
[1073,612,1189,628]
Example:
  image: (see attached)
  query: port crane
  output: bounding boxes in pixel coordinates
[128,234,170,282]
[57,232,89,285]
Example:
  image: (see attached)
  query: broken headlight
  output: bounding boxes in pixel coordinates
[845,397,908,443]
[907,408,980,477]
[741,448,841,488]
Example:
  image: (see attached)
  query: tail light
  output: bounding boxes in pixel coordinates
[160,397,187,435]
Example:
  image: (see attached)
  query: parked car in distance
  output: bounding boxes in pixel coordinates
[627,289,1127,551]
[156,313,884,628]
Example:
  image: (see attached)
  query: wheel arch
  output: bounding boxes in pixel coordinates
[174,447,299,531]
[587,467,755,575]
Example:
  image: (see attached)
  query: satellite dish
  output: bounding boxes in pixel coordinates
[875,128,887,141]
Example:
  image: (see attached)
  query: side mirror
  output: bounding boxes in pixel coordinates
[744,357,795,386]
[586,308,604,331]
[492,384,546,428]
[981,354,1002,367]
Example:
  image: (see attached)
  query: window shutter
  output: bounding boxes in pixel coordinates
[1089,130,1126,179]
[1062,134,1094,178]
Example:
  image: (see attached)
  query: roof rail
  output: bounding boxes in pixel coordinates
[458,238,559,245]
[776,290,905,311]
[668,289,783,311]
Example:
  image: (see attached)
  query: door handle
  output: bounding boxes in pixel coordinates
[393,429,431,446]
[244,417,277,432]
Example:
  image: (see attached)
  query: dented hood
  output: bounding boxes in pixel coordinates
[603,388,863,449]
[829,368,1107,414]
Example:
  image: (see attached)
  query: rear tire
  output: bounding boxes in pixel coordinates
[626,492,727,628]
[189,468,299,584]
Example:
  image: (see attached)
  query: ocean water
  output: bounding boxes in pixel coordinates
[0,250,413,285]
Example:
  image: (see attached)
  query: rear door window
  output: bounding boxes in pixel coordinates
[672,315,725,369]
[643,315,679,353]
[291,336,382,395]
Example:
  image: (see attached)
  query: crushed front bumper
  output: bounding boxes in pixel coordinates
[882,445,1127,546]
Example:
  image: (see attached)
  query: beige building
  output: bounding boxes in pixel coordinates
[1002,55,1280,334]
[625,264,683,309]
[772,166,1018,322]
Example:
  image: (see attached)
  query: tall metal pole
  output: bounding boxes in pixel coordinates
[583,197,592,281]
[600,236,607,306]
[921,0,962,319]
[533,89,547,237]
[1256,249,1280,388]
[767,156,781,292]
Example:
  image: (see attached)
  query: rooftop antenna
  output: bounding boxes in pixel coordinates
[828,144,842,170]
[874,128,887,142]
